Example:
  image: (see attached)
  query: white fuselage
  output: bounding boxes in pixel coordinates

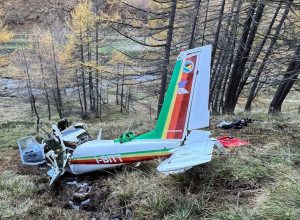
[69,139,181,174]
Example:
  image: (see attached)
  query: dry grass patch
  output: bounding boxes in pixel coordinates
[105,168,207,219]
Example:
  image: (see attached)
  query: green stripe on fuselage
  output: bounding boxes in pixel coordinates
[136,59,183,139]
[72,148,172,160]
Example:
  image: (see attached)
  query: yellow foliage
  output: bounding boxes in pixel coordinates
[0,56,9,67]
[59,34,77,65]
[0,6,13,67]
[0,6,13,43]
[63,0,100,68]
[148,30,167,43]
[82,61,113,73]
[71,0,97,33]
[99,11,122,23]
[148,0,171,11]
[146,18,167,29]
[108,51,134,65]
[0,28,13,43]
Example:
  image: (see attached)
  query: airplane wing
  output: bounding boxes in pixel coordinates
[157,130,217,174]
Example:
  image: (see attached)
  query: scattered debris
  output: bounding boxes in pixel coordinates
[217,118,252,129]
[66,181,93,210]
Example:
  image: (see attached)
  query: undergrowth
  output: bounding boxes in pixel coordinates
[1,94,300,219]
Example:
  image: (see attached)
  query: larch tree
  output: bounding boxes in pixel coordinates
[0,6,13,68]
[64,0,97,115]
[205,0,297,114]
[244,0,293,111]
[223,1,263,114]
[268,46,300,114]
[108,51,135,112]
[99,0,179,116]
[30,28,52,120]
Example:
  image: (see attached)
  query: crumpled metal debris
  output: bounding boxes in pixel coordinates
[66,181,92,210]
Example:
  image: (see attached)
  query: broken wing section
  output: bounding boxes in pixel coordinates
[156,130,215,174]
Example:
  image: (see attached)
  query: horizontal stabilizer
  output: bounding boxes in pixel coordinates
[157,131,215,173]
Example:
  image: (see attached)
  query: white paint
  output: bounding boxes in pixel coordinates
[188,45,212,130]
[157,130,215,173]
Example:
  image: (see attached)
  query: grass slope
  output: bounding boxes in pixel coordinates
[0,95,300,219]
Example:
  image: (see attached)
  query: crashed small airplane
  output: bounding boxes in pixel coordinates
[18,45,223,186]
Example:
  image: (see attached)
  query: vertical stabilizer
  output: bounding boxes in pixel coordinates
[187,45,211,130]
[137,45,211,140]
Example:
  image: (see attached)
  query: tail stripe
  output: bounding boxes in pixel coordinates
[161,60,185,139]
[163,55,198,139]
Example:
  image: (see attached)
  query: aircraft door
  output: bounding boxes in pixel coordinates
[18,136,45,165]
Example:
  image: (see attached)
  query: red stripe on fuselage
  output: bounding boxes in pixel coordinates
[69,154,172,165]
[166,55,197,139]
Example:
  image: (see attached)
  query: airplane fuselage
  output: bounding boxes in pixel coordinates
[68,139,181,174]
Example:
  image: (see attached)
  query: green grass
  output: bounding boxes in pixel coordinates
[0,121,35,149]
[0,35,29,52]
[0,89,300,219]
[99,112,300,219]
[0,168,87,219]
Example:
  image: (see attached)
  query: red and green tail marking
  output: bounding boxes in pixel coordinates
[137,54,198,140]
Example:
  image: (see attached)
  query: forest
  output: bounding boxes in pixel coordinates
[1,0,299,127]
[0,0,300,219]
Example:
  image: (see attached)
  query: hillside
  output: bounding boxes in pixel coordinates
[1,94,300,219]
[1,0,80,31]
[0,0,300,219]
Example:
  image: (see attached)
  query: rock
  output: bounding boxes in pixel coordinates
[66,180,78,186]
[67,201,79,210]
[81,198,91,205]
[73,192,90,204]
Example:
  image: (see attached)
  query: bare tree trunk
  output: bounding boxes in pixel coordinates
[80,28,87,114]
[21,47,40,135]
[157,0,177,116]
[87,27,94,112]
[127,87,131,113]
[116,76,119,105]
[52,89,59,115]
[189,0,202,49]
[231,0,266,106]
[99,80,102,118]
[201,0,210,45]
[95,75,100,118]
[210,49,223,101]
[96,77,102,120]
[219,0,242,113]
[269,44,300,114]
[31,94,40,135]
[95,21,101,120]
[237,3,281,102]
[95,78,99,118]
[106,84,109,103]
[75,69,84,114]
[224,1,257,114]
[210,0,225,68]
[245,0,293,111]
[211,42,226,113]
[211,0,237,113]
[121,75,124,112]
[36,38,51,120]
[210,48,223,99]
[51,33,63,118]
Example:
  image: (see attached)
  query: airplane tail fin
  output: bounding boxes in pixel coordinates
[137,45,212,140]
